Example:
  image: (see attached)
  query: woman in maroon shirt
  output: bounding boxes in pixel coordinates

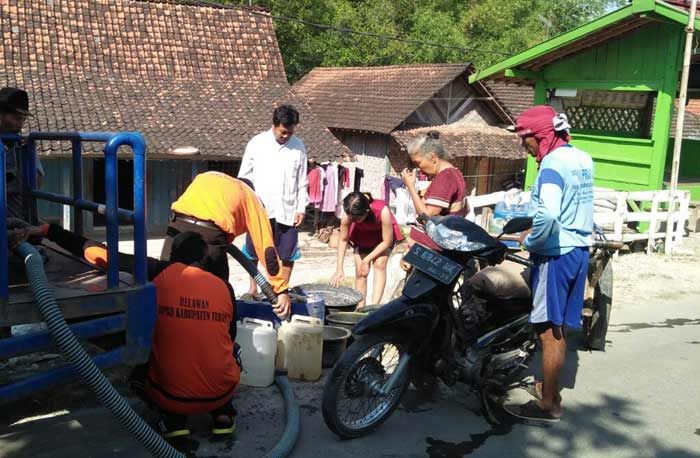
[330,192,403,308]
[401,131,468,250]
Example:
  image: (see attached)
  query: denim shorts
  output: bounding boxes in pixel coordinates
[244,219,299,262]
[530,247,588,329]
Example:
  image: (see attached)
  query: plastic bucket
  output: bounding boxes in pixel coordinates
[290,284,362,314]
[326,311,368,334]
[322,325,351,368]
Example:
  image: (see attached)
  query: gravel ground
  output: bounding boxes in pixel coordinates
[2,230,699,457]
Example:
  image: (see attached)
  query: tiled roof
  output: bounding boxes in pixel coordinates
[3,70,348,160]
[392,124,526,160]
[292,63,473,134]
[671,104,700,139]
[483,81,535,121]
[664,0,700,12]
[686,99,700,116]
[0,0,347,160]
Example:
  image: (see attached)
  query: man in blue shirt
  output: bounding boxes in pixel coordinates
[505,105,594,423]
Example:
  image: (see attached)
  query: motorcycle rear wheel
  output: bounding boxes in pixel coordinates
[322,331,411,439]
[585,260,613,351]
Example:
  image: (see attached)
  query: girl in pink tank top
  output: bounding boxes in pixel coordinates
[330,193,403,309]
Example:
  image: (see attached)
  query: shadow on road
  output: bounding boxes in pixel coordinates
[424,392,698,458]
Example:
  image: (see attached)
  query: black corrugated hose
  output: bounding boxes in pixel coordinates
[227,245,301,458]
[16,242,185,458]
[16,241,300,458]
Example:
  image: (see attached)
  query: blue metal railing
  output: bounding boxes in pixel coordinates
[0,132,154,402]
[0,314,126,359]
[0,133,22,301]
[1,131,148,298]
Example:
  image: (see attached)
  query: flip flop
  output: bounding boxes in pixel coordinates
[504,400,561,423]
[524,381,542,400]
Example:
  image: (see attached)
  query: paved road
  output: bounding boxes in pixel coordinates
[2,298,699,458]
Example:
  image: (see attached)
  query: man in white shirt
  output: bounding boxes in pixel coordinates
[238,105,308,297]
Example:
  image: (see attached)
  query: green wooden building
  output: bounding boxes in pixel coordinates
[470,0,700,200]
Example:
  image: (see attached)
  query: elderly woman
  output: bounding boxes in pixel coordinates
[400,130,468,249]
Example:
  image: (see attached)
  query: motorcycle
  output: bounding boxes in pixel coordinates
[321,215,621,438]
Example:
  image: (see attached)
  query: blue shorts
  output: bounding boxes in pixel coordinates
[530,247,589,329]
[244,219,299,262]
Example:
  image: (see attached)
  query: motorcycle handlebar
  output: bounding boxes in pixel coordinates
[591,240,624,251]
[505,253,533,267]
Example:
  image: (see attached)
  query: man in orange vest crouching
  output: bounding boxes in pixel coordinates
[23,226,241,440]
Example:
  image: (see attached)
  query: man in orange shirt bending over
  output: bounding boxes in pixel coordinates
[162,172,291,318]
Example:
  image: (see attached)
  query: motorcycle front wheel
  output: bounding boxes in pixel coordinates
[322,331,411,439]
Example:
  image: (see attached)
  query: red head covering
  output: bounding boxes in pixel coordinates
[516,105,571,162]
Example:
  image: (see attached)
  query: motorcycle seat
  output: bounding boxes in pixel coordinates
[468,259,531,301]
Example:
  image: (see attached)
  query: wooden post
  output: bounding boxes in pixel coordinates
[648,193,660,254]
[613,192,625,257]
[666,0,697,255]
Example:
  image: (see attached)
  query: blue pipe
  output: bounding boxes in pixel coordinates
[0,142,7,301]
[27,131,121,143]
[29,191,135,222]
[71,139,84,236]
[106,132,147,286]
[104,138,119,288]
[16,242,184,458]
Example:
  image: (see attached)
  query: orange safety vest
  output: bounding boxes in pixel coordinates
[44,225,241,414]
[145,263,240,414]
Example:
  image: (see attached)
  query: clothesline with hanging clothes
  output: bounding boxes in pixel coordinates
[307,162,362,230]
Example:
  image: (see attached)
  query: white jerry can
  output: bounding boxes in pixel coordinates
[237,318,277,387]
[276,315,323,381]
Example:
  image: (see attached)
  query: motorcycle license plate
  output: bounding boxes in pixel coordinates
[403,244,462,284]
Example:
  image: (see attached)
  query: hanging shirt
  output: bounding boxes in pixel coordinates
[410,167,467,250]
[393,187,417,225]
[170,171,288,293]
[353,168,364,192]
[383,176,405,203]
[525,145,594,256]
[321,163,338,212]
[307,167,323,204]
[315,167,326,209]
[348,199,403,250]
[238,129,308,226]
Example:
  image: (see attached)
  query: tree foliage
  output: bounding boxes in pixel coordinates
[220,0,626,82]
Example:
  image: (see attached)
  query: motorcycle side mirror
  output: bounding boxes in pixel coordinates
[501,216,533,236]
